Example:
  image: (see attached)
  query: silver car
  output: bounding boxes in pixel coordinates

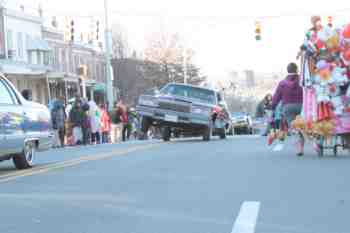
[0,75,53,169]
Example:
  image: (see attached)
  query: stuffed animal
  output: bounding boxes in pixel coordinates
[331,66,348,84]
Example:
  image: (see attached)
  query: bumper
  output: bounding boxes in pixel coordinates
[233,123,250,129]
[137,105,210,127]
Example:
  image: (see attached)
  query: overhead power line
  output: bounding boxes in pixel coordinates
[9,4,350,23]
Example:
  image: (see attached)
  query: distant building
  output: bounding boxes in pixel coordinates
[0,5,108,105]
[0,7,51,104]
[244,70,255,88]
[112,58,148,105]
[43,26,107,104]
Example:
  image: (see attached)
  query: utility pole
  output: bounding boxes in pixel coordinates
[104,0,114,110]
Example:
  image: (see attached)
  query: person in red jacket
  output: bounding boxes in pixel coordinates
[117,100,130,141]
[100,104,111,144]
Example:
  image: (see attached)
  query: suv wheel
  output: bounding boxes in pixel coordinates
[13,141,35,169]
[203,124,212,141]
[162,127,171,142]
[219,128,226,139]
[140,117,151,138]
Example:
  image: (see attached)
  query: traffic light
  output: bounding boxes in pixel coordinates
[96,20,100,41]
[78,65,88,77]
[255,21,261,41]
[70,20,75,42]
[64,17,70,42]
[327,16,333,27]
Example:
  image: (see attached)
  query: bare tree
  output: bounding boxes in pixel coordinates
[142,30,205,87]
[111,23,129,59]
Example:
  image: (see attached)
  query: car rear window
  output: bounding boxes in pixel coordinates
[161,84,216,104]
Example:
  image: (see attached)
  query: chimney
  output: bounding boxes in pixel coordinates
[51,16,58,28]
[38,4,43,18]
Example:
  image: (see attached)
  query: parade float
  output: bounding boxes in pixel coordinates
[292,16,350,156]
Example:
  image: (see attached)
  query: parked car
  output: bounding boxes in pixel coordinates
[229,112,253,135]
[0,75,53,169]
[137,83,231,141]
[251,117,267,135]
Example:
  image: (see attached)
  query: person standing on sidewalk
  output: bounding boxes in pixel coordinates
[272,62,304,156]
[117,100,130,141]
[51,98,66,148]
[100,104,111,143]
[89,100,101,144]
[69,98,84,145]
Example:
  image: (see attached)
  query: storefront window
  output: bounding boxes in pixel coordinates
[74,55,79,74]
[37,51,42,65]
[27,51,32,64]
[17,32,23,59]
[44,51,50,65]
[61,49,67,72]
[6,29,13,49]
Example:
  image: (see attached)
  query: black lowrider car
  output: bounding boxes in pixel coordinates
[136,83,230,141]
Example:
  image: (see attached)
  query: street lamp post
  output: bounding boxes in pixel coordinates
[104,0,114,110]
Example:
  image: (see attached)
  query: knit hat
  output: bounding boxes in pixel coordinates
[287,62,298,74]
[311,16,321,26]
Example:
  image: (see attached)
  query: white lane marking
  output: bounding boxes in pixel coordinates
[231,201,260,233]
[272,143,285,152]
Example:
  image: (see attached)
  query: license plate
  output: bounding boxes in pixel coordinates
[165,115,178,122]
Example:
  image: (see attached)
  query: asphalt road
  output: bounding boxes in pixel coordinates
[0,135,350,233]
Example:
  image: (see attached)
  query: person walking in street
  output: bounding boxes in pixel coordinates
[100,104,111,144]
[51,98,66,148]
[69,97,84,145]
[256,94,273,136]
[89,100,101,144]
[272,62,304,156]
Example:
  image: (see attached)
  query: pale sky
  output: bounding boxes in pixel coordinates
[6,0,350,80]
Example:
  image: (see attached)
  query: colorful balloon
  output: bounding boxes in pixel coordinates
[343,24,350,39]
[319,69,331,81]
[343,49,350,61]
[315,39,325,49]
[316,60,329,70]
[326,34,339,49]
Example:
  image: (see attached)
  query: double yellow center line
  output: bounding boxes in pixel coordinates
[0,143,160,183]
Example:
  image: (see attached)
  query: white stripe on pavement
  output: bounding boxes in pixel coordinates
[272,143,285,152]
[231,201,260,233]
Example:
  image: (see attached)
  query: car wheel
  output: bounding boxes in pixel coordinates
[203,124,212,141]
[162,127,171,142]
[219,128,226,139]
[141,117,151,134]
[13,141,35,169]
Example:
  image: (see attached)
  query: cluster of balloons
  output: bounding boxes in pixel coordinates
[303,23,350,65]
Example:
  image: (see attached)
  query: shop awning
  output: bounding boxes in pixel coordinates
[47,72,65,80]
[85,79,97,86]
[94,83,106,92]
